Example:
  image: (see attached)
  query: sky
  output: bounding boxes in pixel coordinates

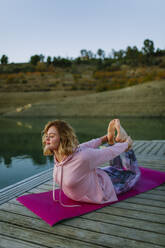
[0,0,165,63]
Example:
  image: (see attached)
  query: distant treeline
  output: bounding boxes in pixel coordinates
[0,39,165,74]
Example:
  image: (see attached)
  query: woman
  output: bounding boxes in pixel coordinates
[42,119,141,207]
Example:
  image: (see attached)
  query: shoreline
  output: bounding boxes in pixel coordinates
[0,80,165,118]
[1,115,165,119]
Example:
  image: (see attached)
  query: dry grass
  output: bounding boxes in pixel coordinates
[1,80,165,118]
[0,90,93,115]
[0,65,165,93]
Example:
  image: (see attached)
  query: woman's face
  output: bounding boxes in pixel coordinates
[45,126,60,152]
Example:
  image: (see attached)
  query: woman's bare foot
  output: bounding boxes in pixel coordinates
[107,120,116,145]
[125,136,133,151]
[115,119,128,142]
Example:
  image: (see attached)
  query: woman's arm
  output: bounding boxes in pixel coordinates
[85,141,129,170]
[79,135,108,149]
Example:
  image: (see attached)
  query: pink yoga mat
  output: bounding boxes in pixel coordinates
[16,167,165,226]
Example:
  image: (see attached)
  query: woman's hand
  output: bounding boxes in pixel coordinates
[101,135,108,144]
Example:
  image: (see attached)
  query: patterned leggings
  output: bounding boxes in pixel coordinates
[101,149,141,195]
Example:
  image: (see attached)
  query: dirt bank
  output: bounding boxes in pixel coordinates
[1,80,165,117]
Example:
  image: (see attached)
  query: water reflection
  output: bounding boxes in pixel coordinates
[0,132,47,166]
[0,117,165,167]
[0,117,165,189]
[3,155,12,167]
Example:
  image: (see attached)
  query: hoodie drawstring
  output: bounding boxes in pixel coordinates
[53,165,81,207]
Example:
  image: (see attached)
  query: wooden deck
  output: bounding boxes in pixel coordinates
[0,140,165,248]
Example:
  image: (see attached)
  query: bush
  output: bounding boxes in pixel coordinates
[93,71,112,79]
[159,60,165,68]
[21,79,28,84]
[36,62,47,72]
[71,84,78,90]
[73,73,82,82]
[127,78,138,86]
[6,75,17,84]
[96,81,110,92]
[156,70,165,79]
[109,63,121,71]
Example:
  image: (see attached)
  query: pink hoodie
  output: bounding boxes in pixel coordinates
[53,138,128,206]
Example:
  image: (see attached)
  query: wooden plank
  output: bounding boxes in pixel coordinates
[137,162,165,171]
[113,201,165,215]
[150,142,164,156]
[124,197,165,208]
[1,200,165,235]
[0,234,47,248]
[65,216,165,244]
[134,192,165,202]
[0,168,53,194]
[140,142,156,156]
[1,199,164,227]
[156,142,165,156]
[146,189,165,196]
[97,206,165,224]
[138,166,165,172]
[0,220,101,248]
[135,142,148,154]
[0,169,53,205]
[135,141,165,160]
[0,203,39,219]
[138,156,165,162]
[138,160,165,166]
[87,212,165,234]
[132,142,141,150]
[134,142,147,153]
[0,211,164,248]
[44,181,53,186]
[151,185,165,191]
[154,142,165,155]
[36,184,52,191]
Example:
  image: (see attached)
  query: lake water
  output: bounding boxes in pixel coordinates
[0,117,165,190]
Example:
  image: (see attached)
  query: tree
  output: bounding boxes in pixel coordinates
[1,54,8,64]
[39,54,45,62]
[80,49,88,57]
[52,56,72,67]
[112,49,125,61]
[155,48,165,57]
[47,56,52,65]
[30,55,41,65]
[142,39,155,65]
[80,49,91,62]
[97,49,105,59]
[142,39,155,56]
[87,50,94,59]
[125,46,140,66]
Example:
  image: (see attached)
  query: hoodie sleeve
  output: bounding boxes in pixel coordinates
[79,138,102,149]
[85,142,129,170]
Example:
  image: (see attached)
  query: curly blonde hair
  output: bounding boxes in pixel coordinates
[42,120,79,156]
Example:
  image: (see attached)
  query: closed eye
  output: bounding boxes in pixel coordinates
[46,134,56,139]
